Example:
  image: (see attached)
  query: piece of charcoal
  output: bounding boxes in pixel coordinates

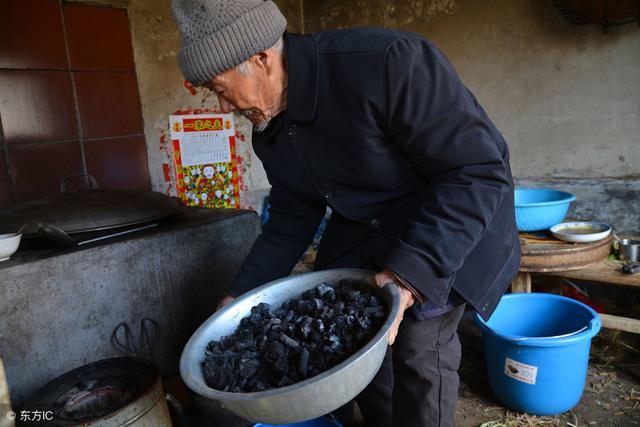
[255,335,268,351]
[280,333,300,348]
[238,359,259,378]
[284,310,294,323]
[264,317,282,329]
[358,317,371,330]
[314,352,326,368]
[300,317,313,338]
[268,330,281,341]
[346,315,356,326]
[286,323,296,335]
[344,334,354,349]
[310,331,323,343]
[297,300,315,314]
[316,283,335,300]
[251,302,271,316]
[298,348,310,377]
[233,330,254,351]
[343,289,360,301]
[274,355,289,374]
[254,382,269,391]
[327,334,342,351]
[313,318,325,333]
[266,341,285,362]
[219,335,234,350]
[320,306,330,317]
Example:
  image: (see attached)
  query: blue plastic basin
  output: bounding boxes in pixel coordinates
[475,293,601,415]
[514,188,576,231]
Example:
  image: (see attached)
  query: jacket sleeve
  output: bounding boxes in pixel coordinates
[228,171,326,297]
[381,38,512,306]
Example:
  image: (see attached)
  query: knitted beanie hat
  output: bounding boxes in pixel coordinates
[172,0,287,85]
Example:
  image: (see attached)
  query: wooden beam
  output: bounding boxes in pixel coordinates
[511,272,531,293]
[600,313,640,334]
[548,261,640,289]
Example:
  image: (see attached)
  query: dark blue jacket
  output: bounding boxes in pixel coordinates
[229,28,520,321]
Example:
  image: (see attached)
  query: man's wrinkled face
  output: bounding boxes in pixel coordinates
[203,62,272,132]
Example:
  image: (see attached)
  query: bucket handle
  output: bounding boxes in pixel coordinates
[508,317,598,341]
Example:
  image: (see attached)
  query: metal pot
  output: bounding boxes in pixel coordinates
[0,175,181,248]
[180,268,401,424]
[24,357,172,426]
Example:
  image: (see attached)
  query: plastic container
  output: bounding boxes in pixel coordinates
[475,293,601,415]
[514,188,576,231]
[254,416,343,427]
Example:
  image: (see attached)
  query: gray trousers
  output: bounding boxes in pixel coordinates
[354,304,466,427]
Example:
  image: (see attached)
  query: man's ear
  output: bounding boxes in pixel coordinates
[253,50,272,75]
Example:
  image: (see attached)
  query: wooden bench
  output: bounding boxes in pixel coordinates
[512,234,640,334]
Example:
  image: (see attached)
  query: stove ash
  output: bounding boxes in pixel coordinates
[202,280,387,393]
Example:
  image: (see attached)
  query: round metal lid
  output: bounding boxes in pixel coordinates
[0,190,181,235]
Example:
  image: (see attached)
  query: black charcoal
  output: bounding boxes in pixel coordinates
[298,348,309,377]
[202,280,387,393]
[280,333,300,348]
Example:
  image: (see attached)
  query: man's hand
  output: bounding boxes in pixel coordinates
[374,269,414,345]
[216,295,235,311]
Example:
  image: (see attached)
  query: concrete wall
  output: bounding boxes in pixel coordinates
[0,211,260,402]
[302,0,640,232]
[275,0,305,33]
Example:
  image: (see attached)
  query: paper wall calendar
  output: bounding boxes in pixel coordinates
[169,114,241,208]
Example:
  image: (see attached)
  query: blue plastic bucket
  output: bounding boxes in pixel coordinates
[514,188,576,231]
[475,293,601,415]
[254,416,343,427]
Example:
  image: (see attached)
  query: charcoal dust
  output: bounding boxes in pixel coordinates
[202,279,387,393]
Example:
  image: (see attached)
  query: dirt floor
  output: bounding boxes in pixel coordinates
[455,316,640,427]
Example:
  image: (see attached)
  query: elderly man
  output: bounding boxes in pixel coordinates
[172,1,520,426]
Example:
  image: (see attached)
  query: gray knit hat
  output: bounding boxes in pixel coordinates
[172,0,287,85]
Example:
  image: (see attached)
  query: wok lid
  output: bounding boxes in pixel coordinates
[0,188,181,236]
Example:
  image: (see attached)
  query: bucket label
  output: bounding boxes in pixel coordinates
[504,357,538,385]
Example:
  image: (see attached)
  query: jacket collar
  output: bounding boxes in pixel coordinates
[285,32,319,122]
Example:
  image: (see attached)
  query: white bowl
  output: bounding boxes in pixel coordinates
[550,222,612,243]
[0,233,22,261]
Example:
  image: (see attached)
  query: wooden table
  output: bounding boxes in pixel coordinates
[512,234,640,334]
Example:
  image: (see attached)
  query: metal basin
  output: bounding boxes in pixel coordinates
[180,268,400,424]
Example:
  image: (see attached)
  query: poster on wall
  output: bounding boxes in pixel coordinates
[169,113,240,208]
